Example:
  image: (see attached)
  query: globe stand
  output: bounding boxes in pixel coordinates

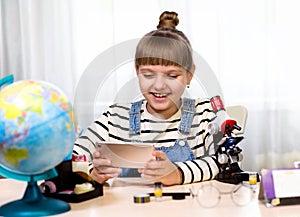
[0,168,70,217]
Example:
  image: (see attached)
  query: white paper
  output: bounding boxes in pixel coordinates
[272,169,300,198]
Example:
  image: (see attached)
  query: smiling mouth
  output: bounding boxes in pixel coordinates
[152,93,169,98]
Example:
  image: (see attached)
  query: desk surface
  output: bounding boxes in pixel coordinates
[0,178,299,217]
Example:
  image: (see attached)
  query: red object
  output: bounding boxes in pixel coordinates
[221,119,240,135]
[72,154,87,162]
[210,95,224,112]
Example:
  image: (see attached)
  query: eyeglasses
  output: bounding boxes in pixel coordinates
[189,182,257,208]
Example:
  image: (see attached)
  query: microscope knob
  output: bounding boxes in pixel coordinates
[218,153,229,164]
[237,153,243,162]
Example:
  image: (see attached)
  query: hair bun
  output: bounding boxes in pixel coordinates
[157,11,179,29]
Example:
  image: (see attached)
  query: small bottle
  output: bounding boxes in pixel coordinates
[249,172,257,190]
[154,182,163,201]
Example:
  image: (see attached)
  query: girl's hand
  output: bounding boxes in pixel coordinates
[139,150,182,186]
[91,146,122,184]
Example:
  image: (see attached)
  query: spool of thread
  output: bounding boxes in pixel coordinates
[133,194,150,203]
[39,181,57,193]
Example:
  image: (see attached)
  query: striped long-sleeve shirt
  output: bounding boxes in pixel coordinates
[73,98,220,184]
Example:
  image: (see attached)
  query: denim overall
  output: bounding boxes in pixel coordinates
[120,98,196,177]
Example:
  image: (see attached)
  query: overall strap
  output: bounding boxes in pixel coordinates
[129,100,144,135]
[179,98,196,134]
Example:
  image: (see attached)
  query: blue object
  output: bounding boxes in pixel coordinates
[0,175,70,216]
[0,74,14,88]
[0,166,57,182]
[0,79,76,216]
[0,80,76,175]
[121,98,196,177]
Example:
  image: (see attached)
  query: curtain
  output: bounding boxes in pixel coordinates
[0,0,76,98]
[1,0,300,172]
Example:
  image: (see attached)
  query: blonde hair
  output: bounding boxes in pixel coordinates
[135,11,194,72]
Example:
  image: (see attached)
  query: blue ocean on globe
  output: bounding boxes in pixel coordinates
[0,80,76,176]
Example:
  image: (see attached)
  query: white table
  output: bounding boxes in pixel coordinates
[1,178,299,217]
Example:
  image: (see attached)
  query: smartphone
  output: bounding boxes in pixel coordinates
[97,141,154,168]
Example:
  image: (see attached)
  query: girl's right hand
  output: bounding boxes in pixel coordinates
[91,145,122,184]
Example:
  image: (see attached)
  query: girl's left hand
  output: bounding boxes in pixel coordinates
[138,150,182,186]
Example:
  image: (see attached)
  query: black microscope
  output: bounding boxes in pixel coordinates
[210,96,259,184]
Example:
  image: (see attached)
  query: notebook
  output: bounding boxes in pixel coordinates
[259,168,300,206]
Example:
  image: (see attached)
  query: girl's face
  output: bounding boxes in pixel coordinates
[137,64,193,119]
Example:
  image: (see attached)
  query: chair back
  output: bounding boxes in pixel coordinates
[226,105,248,135]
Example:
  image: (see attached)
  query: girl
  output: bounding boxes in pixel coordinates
[73,11,220,186]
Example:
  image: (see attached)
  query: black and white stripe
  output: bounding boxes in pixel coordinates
[73,98,219,184]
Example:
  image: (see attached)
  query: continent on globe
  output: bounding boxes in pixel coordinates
[3,147,29,167]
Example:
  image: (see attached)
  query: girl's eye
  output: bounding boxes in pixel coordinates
[142,73,154,78]
[168,74,178,79]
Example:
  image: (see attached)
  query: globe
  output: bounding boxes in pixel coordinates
[0,77,76,216]
[0,79,76,175]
